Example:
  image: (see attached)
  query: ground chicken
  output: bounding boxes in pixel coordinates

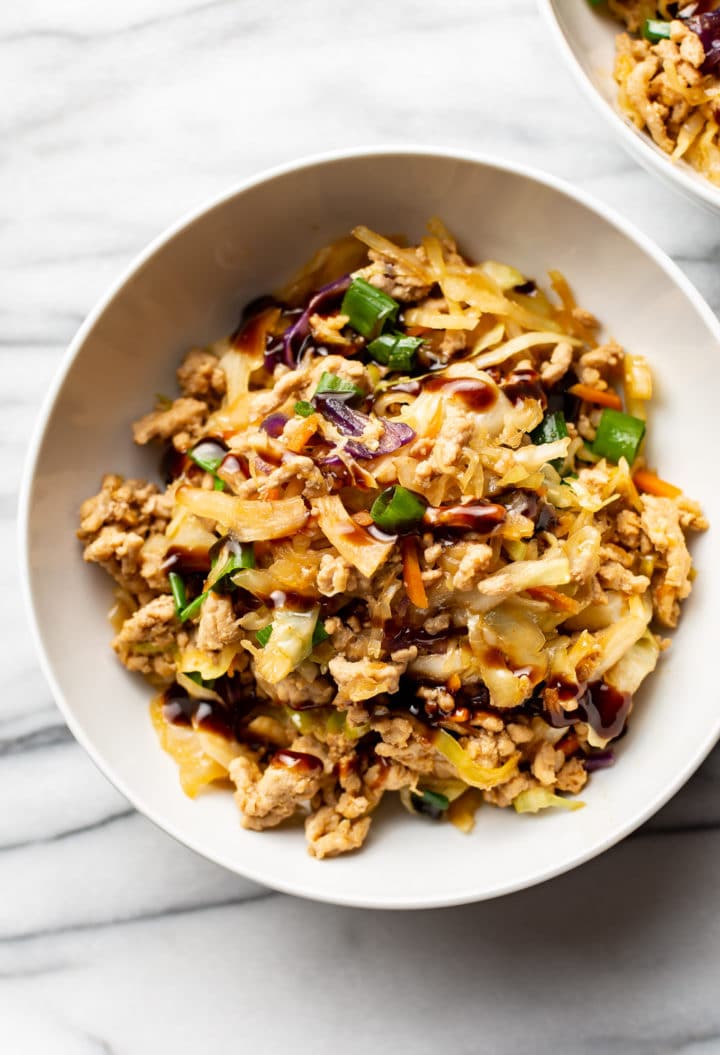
[176,347,226,403]
[112,594,179,680]
[540,341,573,386]
[195,593,242,650]
[230,751,325,831]
[133,397,208,450]
[357,246,434,303]
[317,553,357,596]
[256,669,335,708]
[640,495,693,627]
[305,806,372,859]
[531,742,563,787]
[329,655,407,703]
[372,717,455,779]
[78,475,172,602]
[555,758,588,794]
[453,544,494,591]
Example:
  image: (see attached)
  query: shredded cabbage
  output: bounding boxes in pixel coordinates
[253,607,320,685]
[513,788,585,814]
[431,728,520,789]
[176,487,308,541]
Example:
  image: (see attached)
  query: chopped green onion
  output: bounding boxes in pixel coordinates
[367,332,424,372]
[531,410,568,446]
[341,277,399,339]
[592,409,646,465]
[410,788,449,819]
[370,485,427,533]
[179,591,209,622]
[314,371,364,400]
[256,625,273,647]
[188,441,225,473]
[185,671,217,690]
[312,620,330,647]
[169,571,187,616]
[643,18,671,42]
[294,400,315,417]
[188,439,228,490]
[207,541,255,592]
[531,410,569,471]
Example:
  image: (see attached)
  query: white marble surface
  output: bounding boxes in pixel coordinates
[5,0,720,1051]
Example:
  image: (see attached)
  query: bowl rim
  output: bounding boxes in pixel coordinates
[536,0,720,214]
[18,144,720,909]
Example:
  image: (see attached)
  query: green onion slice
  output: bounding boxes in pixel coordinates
[179,591,208,622]
[592,409,646,465]
[367,332,424,372]
[643,18,672,42]
[185,671,217,690]
[169,571,187,616]
[370,485,427,533]
[413,788,449,814]
[206,540,255,592]
[341,277,399,339]
[531,410,568,446]
[294,400,315,417]
[257,625,273,647]
[313,371,365,400]
[311,620,330,647]
[188,440,225,473]
[531,410,569,471]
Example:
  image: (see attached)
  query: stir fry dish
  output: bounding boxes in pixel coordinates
[589,1,720,183]
[77,221,706,858]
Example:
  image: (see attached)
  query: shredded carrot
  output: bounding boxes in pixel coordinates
[526,585,580,613]
[633,468,681,499]
[568,383,623,410]
[424,398,444,439]
[447,673,461,693]
[401,536,428,609]
[265,487,282,501]
[405,325,431,337]
[557,733,579,757]
[286,414,320,453]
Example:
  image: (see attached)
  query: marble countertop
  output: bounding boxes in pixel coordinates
[5,0,720,1051]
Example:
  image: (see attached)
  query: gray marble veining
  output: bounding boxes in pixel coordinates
[4,0,720,1051]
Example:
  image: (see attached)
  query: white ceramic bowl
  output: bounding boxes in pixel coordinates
[539,0,720,214]
[20,147,720,909]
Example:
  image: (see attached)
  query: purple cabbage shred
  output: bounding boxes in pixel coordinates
[584,750,615,773]
[266,275,352,370]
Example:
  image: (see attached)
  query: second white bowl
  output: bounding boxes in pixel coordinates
[539,0,720,214]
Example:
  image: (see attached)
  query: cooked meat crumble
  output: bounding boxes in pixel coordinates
[597,2,720,185]
[78,221,706,857]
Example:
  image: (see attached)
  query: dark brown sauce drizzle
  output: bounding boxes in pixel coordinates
[501,366,547,407]
[424,500,506,533]
[424,374,498,411]
[271,749,324,773]
[162,681,258,741]
[542,678,632,740]
[163,546,212,575]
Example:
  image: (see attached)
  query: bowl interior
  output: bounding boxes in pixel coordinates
[23,150,720,907]
[542,0,720,213]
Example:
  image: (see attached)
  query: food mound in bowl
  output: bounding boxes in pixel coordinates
[77,220,706,858]
[592,0,720,184]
